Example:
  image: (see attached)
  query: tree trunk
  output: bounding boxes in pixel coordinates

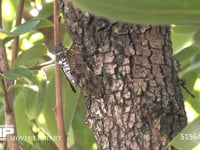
[59,1,187,150]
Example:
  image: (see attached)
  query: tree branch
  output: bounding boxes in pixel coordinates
[54,0,67,149]
[28,60,54,70]
[11,0,25,69]
[0,0,19,149]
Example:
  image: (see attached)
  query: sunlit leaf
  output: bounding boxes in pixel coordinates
[0,19,53,46]
[67,126,75,148]
[2,0,17,30]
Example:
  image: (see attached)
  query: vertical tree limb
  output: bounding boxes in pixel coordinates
[11,0,25,69]
[54,0,67,149]
[0,1,19,149]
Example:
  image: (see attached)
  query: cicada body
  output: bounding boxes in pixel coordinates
[55,44,102,97]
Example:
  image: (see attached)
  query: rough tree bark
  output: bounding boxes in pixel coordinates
[59,1,187,150]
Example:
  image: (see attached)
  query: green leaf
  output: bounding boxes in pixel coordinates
[74,0,200,25]
[37,2,54,18]
[31,145,41,150]
[67,126,75,148]
[0,101,5,125]
[0,28,18,36]
[42,65,57,137]
[35,140,58,150]
[191,52,200,69]
[42,65,79,147]
[37,80,47,115]
[13,20,40,34]
[175,45,199,61]
[14,45,48,68]
[33,18,53,29]
[14,93,33,144]
[181,51,200,75]
[0,19,53,46]
[170,117,200,150]
[1,66,33,81]
[72,94,96,150]
[172,25,199,34]
[175,45,199,70]
[193,29,200,47]
[2,0,17,31]
[22,85,39,120]
[181,71,198,100]
[63,79,80,133]
[171,25,198,51]
[22,75,47,120]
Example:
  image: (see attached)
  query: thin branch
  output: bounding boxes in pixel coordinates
[28,60,54,70]
[0,0,19,149]
[0,78,12,113]
[11,0,25,69]
[54,0,67,150]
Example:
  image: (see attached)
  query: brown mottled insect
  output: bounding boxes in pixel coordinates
[55,43,102,97]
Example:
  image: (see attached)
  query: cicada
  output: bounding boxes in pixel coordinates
[55,44,102,97]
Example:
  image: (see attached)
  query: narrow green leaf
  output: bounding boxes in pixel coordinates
[181,62,200,76]
[191,52,200,67]
[170,117,200,150]
[14,93,33,144]
[13,20,40,34]
[22,85,39,120]
[181,52,200,75]
[1,66,33,81]
[175,45,199,70]
[0,19,53,46]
